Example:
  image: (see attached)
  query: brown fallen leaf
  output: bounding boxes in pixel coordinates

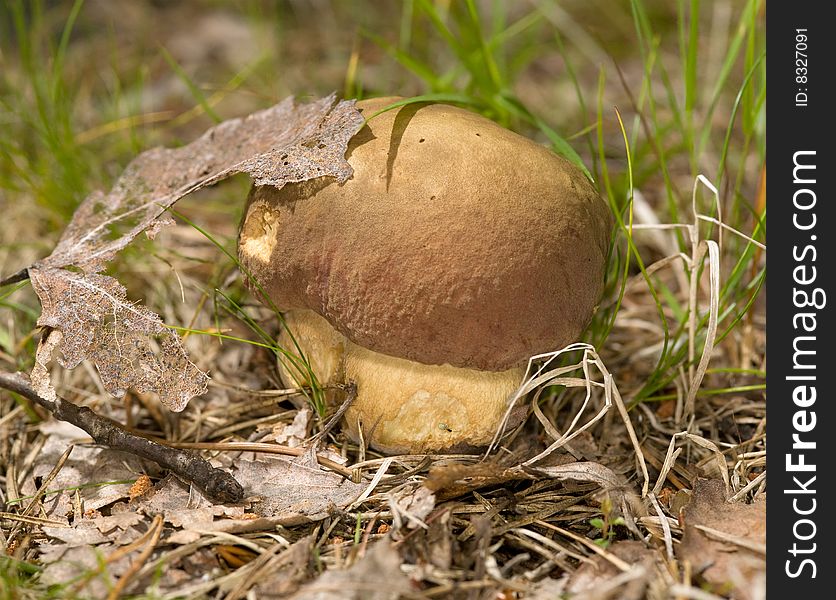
[425,460,629,502]
[37,542,134,599]
[23,93,364,412]
[424,462,533,501]
[566,540,660,600]
[289,538,411,600]
[248,534,316,599]
[235,454,365,523]
[129,474,154,501]
[676,478,766,600]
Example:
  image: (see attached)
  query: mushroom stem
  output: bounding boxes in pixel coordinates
[277,309,525,454]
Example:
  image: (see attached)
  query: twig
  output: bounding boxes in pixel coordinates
[0,371,243,503]
[164,440,357,481]
[0,268,29,288]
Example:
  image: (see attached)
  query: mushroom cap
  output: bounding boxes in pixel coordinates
[239,97,611,371]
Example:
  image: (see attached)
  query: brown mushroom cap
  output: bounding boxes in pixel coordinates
[239,97,612,373]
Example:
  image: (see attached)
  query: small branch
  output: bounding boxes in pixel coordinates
[0,371,243,503]
[0,268,29,288]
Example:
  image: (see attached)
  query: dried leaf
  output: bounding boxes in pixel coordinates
[677,479,766,600]
[532,461,626,490]
[23,421,145,521]
[129,474,154,501]
[38,543,118,595]
[290,539,411,600]
[92,512,145,534]
[251,535,316,599]
[134,474,247,526]
[37,94,362,274]
[235,455,365,523]
[41,522,109,547]
[566,540,658,600]
[390,485,436,530]
[425,509,453,570]
[267,407,311,446]
[30,272,207,411]
[133,456,365,528]
[27,94,364,411]
[424,462,532,501]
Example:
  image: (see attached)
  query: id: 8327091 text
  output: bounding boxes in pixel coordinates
[795,29,808,107]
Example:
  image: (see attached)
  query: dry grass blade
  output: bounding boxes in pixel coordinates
[648,492,674,561]
[632,175,765,426]
[534,522,631,571]
[495,343,649,495]
[668,584,729,600]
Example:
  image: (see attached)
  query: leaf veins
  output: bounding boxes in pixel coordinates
[25,93,365,411]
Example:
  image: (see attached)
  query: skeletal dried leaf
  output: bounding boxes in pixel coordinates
[25,94,364,411]
[37,94,363,273]
[30,269,207,411]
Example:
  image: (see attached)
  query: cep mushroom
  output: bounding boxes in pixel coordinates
[238,97,612,454]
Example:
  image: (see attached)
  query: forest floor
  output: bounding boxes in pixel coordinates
[0,1,765,598]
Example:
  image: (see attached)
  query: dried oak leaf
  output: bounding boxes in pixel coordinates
[677,478,766,600]
[135,454,365,530]
[27,94,364,411]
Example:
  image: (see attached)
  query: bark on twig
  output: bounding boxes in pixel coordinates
[0,371,244,503]
[0,268,29,288]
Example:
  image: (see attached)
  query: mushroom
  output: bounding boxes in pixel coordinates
[238,97,612,454]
